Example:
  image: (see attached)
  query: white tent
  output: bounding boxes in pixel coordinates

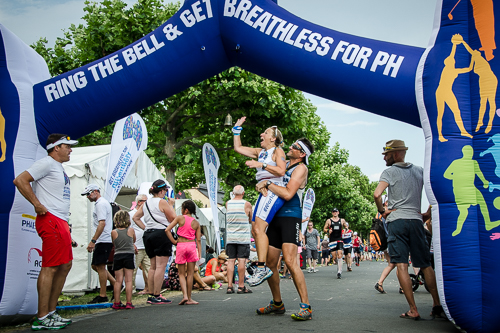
[62,145,169,292]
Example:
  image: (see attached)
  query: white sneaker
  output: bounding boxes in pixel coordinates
[248,267,273,287]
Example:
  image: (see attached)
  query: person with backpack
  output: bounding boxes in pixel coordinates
[374,140,442,320]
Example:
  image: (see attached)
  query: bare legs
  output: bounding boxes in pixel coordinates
[114,268,133,304]
[148,256,170,295]
[178,262,198,305]
[91,264,116,297]
[266,245,309,305]
[37,262,72,318]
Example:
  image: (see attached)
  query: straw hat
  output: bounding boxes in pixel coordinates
[382,139,408,155]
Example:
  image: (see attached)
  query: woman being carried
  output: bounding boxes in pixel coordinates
[233,117,286,286]
[166,200,202,305]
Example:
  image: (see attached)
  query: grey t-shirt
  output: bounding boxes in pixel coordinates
[304,228,320,250]
[379,162,423,223]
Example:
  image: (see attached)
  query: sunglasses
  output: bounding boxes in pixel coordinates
[291,143,305,153]
[138,200,146,203]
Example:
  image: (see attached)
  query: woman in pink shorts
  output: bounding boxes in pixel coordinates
[166,200,201,305]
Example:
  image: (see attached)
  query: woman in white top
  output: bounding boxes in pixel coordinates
[233,116,286,285]
[133,179,176,304]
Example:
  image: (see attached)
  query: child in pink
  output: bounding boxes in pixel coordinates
[166,200,201,305]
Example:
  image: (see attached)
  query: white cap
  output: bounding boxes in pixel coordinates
[354,232,358,235]
[46,136,78,150]
[81,184,100,196]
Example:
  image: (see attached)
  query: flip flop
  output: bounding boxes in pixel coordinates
[400,311,421,321]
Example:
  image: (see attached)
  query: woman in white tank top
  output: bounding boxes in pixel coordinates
[132,179,176,303]
[233,116,286,281]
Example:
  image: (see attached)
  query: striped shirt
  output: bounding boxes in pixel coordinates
[226,199,251,244]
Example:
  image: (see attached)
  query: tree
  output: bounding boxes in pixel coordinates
[31,0,330,191]
[307,144,377,236]
[32,0,377,227]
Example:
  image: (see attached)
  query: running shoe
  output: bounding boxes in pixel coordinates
[337,273,341,279]
[291,303,312,320]
[88,295,109,304]
[147,296,156,304]
[256,300,286,315]
[156,295,172,304]
[32,315,69,330]
[50,312,72,324]
[248,266,273,287]
[347,267,352,272]
[112,302,126,310]
[125,302,135,309]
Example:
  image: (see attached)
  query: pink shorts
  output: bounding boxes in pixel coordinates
[36,212,73,267]
[175,242,199,265]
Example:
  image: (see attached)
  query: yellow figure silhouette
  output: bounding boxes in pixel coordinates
[471,0,496,61]
[436,34,474,143]
[0,108,5,162]
[460,40,498,134]
[444,145,500,236]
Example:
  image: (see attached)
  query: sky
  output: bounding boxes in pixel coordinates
[0,0,438,206]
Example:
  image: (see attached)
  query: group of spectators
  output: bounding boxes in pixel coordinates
[13,130,445,329]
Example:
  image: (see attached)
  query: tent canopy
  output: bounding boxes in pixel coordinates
[62,144,168,292]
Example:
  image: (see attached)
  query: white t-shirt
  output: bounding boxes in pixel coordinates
[27,156,71,221]
[129,208,145,249]
[93,197,113,243]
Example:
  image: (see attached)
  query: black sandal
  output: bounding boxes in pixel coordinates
[237,286,253,294]
[374,283,386,294]
[430,305,446,319]
[226,287,235,294]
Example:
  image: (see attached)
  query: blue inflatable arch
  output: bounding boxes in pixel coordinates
[0,0,499,331]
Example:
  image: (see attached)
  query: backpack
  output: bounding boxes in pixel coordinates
[369,217,387,251]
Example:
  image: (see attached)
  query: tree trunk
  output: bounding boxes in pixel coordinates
[164,135,176,193]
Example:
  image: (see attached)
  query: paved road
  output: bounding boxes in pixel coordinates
[23,261,459,333]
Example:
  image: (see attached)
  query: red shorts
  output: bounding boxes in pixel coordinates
[36,212,73,267]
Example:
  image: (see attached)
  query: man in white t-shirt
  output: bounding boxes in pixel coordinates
[129,193,150,294]
[13,134,78,329]
[82,184,116,304]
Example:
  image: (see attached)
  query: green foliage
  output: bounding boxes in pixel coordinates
[31,0,377,234]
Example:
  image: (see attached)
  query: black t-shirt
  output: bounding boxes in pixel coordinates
[329,218,343,242]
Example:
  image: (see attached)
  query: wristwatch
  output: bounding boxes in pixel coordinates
[265,180,272,189]
[262,162,267,169]
[91,239,96,244]
[378,209,385,214]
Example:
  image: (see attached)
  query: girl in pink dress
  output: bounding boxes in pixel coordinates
[166,200,201,305]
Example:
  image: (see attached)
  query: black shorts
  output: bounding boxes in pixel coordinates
[306,248,318,260]
[343,246,352,255]
[113,253,135,271]
[143,229,173,258]
[321,250,330,258]
[267,216,301,250]
[387,219,431,268]
[353,247,361,254]
[226,244,250,259]
[92,243,113,265]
